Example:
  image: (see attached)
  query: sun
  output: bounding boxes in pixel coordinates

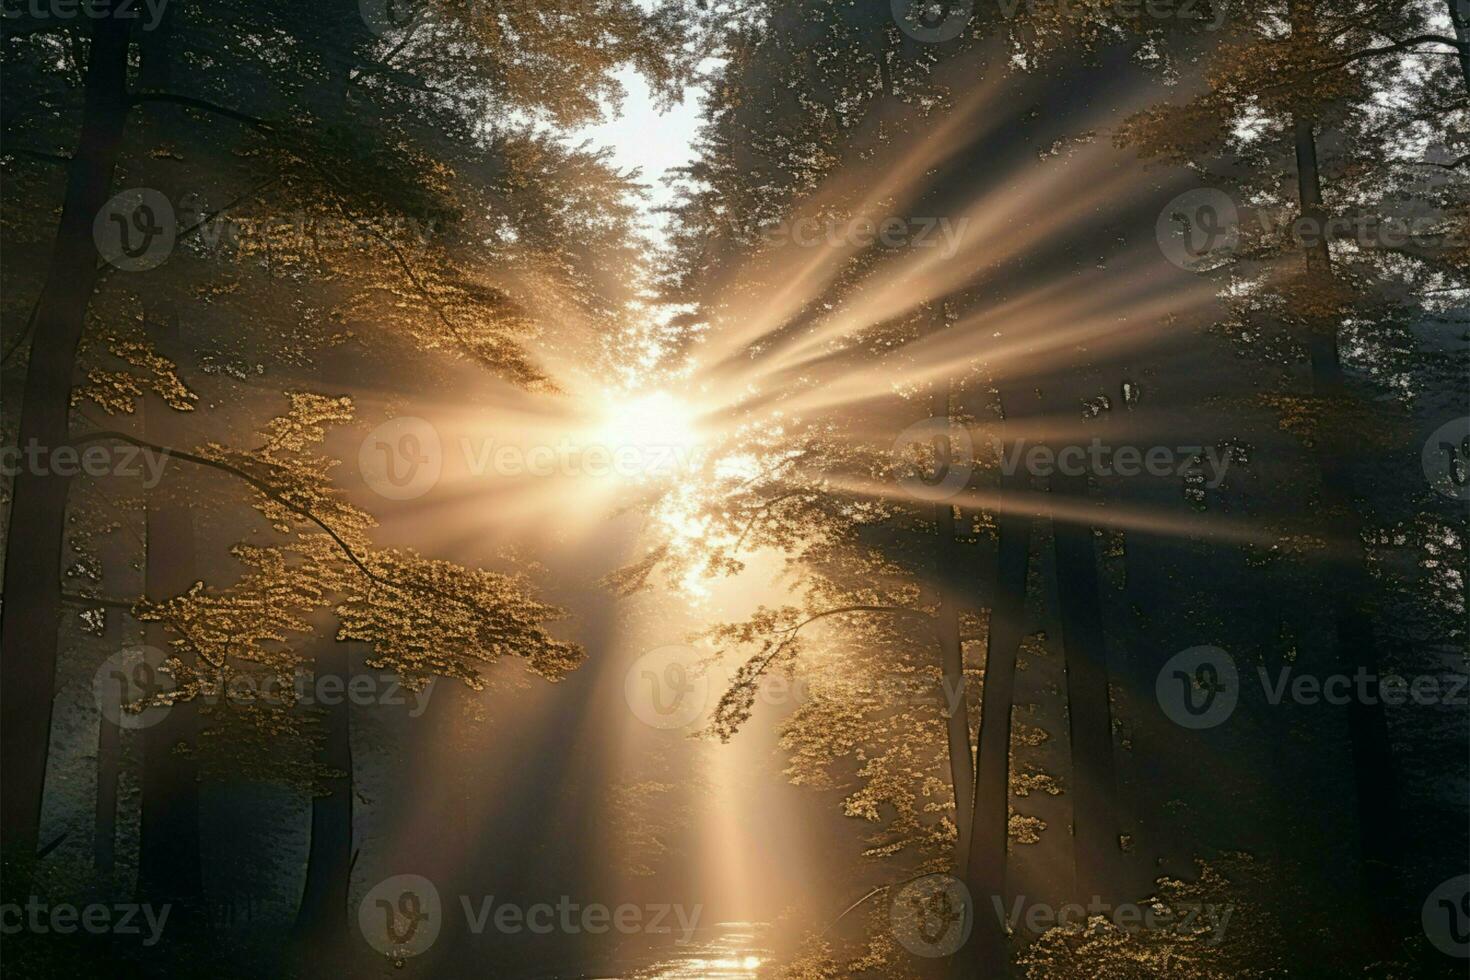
[590,390,702,481]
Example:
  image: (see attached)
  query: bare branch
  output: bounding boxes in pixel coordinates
[130,92,274,133]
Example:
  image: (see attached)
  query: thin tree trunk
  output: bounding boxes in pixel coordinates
[932,383,976,871]
[1049,464,1119,903]
[0,0,132,862]
[1290,103,1401,947]
[292,636,355,968]
[93,615,123,885]
[962,384,1035,980]
[138,310,205,929]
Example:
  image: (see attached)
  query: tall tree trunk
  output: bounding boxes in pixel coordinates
[932,384,976,871]
[1048,458,1119,902]
[292,637,355,969]
[1290,104,1401,947]
[0,1,132,863]
[1117,479,1190,882]
[962,383,1036,980]
[138,310,205,930]
[1449,0,1470,95]
[93,614,124,886]
[415,676,471,974]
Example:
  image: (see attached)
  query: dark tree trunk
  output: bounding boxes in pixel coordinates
[0,1,132,863]
[1290,104,1400,947]
[1117,479,1190,883]
[292,637,356,968]
[93,615,123,885]
[962,383,1037,979]
[932,383,976,870]
[1049,466,1119,903]
[138,310,205,929]
[1449,0,1470,95]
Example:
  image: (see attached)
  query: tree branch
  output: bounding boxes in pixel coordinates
[130,92,274,133]
[710,604,937,739]
[6,147,71,165]
[1411,153,1470,170]
[61,591,137,611]
[67,430,478,619]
